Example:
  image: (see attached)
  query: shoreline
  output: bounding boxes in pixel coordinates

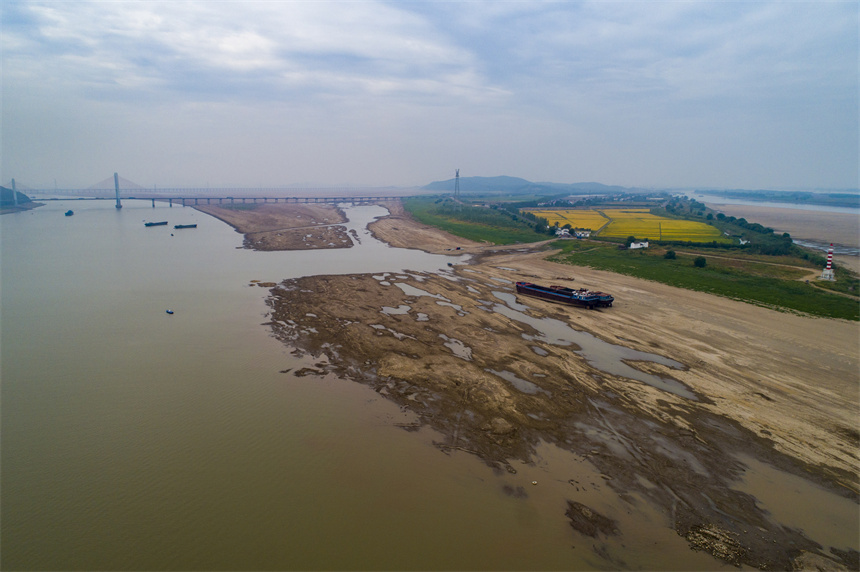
[202,198,858,569]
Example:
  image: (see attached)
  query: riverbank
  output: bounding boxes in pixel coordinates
[207,200,858,569]
[1,201,43,215]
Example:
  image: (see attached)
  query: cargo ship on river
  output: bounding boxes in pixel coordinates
[515,281,614,309]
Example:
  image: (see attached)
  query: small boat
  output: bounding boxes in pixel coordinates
[65,210,74,216]
[516,281,614,309]
[173,224,197,229]
[166,309,174,315]
[144,221,168,227]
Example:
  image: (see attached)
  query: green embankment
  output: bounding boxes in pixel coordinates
[404,197,548,245]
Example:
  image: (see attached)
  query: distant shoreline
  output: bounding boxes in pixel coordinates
[694,190,859,210]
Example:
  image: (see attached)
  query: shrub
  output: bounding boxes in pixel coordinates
[664,250,677,259]
[694,256,707,268]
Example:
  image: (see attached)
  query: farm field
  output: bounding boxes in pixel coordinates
[524,209,609,230]
[525,208,727,242]
[599,209,725,242]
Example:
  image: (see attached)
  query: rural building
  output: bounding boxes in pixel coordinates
[629,240,649,249]
[574,229,591,238]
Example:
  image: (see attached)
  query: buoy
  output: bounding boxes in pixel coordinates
[166,310,174,315]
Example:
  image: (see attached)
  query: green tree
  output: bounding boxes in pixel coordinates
[664,250,677,259]
[625,235,637,247]
[694,256,707,268]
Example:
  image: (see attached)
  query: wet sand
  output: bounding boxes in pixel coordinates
[208,201,859,569]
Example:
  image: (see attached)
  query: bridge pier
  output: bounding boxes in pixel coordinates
[194,198,199,205]
[207,198,211,204]
[169,198,173,207]
[152,198,156,208]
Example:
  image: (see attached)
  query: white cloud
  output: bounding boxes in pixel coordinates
[2,1,856,189]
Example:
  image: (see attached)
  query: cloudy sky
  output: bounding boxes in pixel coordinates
[2,1,857,190]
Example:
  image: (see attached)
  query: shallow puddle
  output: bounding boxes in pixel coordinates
[486,368,549,395]
[381,304,410,316]
[439,334,473,360]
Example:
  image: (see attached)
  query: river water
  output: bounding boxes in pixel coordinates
[1,200,851,570]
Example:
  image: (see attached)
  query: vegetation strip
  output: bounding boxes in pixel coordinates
[404,194,859,320]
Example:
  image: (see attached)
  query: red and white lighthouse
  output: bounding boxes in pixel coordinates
[820,243,835,281]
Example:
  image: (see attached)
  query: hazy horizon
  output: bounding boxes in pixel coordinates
[2,2,857,190]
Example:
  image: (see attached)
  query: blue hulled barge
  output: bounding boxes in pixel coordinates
[515,282,614,309]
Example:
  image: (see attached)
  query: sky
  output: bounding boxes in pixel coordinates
[1,1,857,190]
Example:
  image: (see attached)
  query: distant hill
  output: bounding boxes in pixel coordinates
[0,186,32,206]
[422,176,635,195]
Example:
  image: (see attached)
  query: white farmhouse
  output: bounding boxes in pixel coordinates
[629,240,649,249]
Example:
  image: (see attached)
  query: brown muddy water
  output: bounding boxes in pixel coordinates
[0,200,853,570]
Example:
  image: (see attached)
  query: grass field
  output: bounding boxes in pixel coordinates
[549,241,858,320]
[523,208,727,242]
[405,198,548,245]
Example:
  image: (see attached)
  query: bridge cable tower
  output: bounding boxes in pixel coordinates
[114,172,122,209]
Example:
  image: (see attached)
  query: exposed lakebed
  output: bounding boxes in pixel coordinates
[266,267,857,570]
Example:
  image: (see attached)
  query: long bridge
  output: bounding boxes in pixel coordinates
[36,195,409,207]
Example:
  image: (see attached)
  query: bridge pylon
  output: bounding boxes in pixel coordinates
[114,173,122,209]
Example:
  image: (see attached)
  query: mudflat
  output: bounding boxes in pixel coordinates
[211,201,860,569]
[195,203,352,250]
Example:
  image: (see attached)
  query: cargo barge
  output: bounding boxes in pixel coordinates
[144,221,168,227]
[515,281,613,309]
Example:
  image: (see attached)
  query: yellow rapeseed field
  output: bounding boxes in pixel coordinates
[523,208,725,242]
[523,209,608,230]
